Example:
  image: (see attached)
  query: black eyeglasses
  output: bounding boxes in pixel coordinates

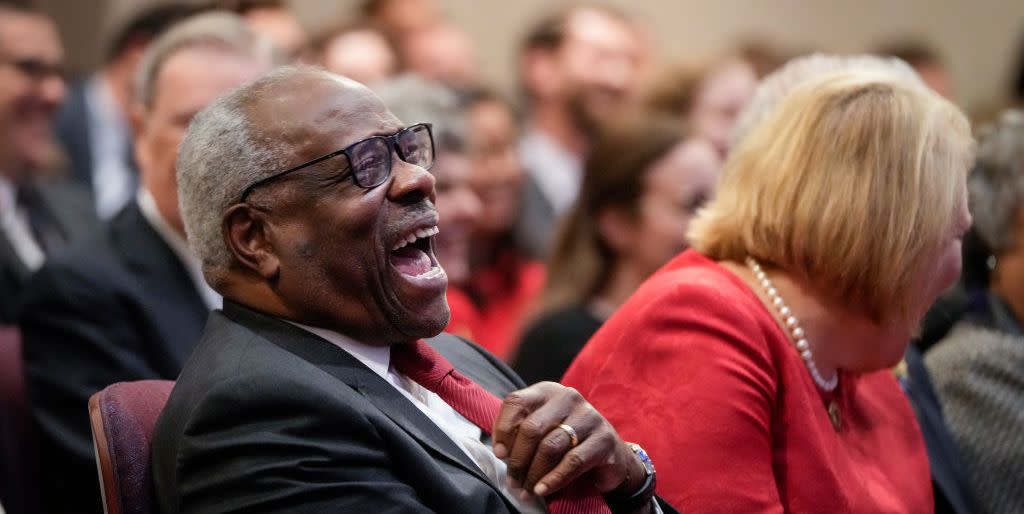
[240,123,435,201]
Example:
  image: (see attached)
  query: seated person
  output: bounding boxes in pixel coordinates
[927,109,1024,514]
[18,13,278,514]
[153,66,672,514]
[515,115,719,383]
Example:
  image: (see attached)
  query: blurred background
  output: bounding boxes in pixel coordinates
[39,0,1024,116]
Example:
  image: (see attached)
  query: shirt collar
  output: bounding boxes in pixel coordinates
[285,321,392,378]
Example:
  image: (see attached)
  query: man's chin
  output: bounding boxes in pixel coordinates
[394,302,451,342]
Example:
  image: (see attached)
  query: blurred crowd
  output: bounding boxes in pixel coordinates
[1,0,1024,513]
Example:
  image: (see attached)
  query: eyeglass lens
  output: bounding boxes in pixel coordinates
[350,124,434,187]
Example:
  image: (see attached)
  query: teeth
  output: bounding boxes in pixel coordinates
[391,226,440,251]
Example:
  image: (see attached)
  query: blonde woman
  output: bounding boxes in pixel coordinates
[563,71,974,512]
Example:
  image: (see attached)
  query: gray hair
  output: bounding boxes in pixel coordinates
[372,74,467,152]
[178,66,342,288]
[969,110,1024,254]
[135,10,280,108]
[731,53,925,146]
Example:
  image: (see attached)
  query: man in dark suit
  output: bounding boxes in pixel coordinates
[55,2,202,219]
[18,13,278,514]
[154,66,670,514]
[0,1,96,322]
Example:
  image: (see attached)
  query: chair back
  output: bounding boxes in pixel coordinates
[0,326,37,514]
[88,380,175,514]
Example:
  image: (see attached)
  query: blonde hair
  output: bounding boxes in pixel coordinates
[688,71,973,324]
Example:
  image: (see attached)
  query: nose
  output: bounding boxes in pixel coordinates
[39,73,66,106]
[386,156,435,204]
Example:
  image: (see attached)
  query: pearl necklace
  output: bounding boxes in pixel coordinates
[745,257,839,392]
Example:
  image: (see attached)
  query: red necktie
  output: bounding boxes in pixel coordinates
[392,340,611,514]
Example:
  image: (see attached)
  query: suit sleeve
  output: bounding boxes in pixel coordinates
[170,375,438,514]
[563,281,785,513]
[18,263,162,512]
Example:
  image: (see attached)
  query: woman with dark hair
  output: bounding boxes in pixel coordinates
[460,88,545,360]
[512,115,720,383]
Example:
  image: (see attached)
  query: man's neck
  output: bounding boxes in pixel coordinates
[527,102,586,158]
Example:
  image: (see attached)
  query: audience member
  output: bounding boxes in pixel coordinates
[645,54,758,158]
[727,52,978,514]
[361,0,441,39]
[462,88,545,360]
[224,0,308,60]
[877,40,955,99]
[516,5,648,257]
[564,68,974,511]
[154,65,674,514]
[315,21,396,86]
[55,2,202,219]
[927,109,1024,514]
[373,74,484,340]
[0,1,95,323]
[18,13,278,513]
[398,22,478,90]
[514,115,719,383]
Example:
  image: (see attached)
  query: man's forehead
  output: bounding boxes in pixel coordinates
[0,10,61,58]
[253,73,404,148]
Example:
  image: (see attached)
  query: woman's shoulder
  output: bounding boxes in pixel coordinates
[628,250,769,322]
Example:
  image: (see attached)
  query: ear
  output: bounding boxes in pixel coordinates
[223,204,280,280]
[596,206,638,256]
[129,102,151,173]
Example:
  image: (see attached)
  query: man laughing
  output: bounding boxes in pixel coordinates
[152,66,671,514]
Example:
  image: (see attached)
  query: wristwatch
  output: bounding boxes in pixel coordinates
[605,442,657,513]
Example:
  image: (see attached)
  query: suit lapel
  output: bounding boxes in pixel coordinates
[113,204,208,366]
[220,302,508,493]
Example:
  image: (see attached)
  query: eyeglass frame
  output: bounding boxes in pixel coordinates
[239,122,435,202]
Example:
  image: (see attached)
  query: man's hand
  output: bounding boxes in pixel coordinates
[490,382,648,502]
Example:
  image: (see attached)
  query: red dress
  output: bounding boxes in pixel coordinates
[562,250,932,513]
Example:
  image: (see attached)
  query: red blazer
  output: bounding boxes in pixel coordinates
[563,250,932,513]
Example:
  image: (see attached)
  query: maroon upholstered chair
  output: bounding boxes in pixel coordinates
[88,380,175,514]
[0,326,37,514]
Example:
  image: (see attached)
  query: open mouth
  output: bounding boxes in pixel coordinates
[388,225,444,280]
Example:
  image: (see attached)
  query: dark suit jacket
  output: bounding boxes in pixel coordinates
[55,79,95,187]
[153,301,525,514]
[154,302,678,514]
[513,173,557,259]
[18,202,209,514]
[0,178,96,323]
[902,346,977,514]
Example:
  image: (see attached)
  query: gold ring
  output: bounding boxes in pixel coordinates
[556,423,579,447]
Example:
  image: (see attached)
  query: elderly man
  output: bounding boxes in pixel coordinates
[18,12,278,514]
[0,1,96,322]
[516,5,647,257]
[154,66,672,514]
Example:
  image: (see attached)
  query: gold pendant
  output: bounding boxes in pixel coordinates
[828,401,842,431]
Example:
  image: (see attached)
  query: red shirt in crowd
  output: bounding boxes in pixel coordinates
[466,252,545,361]
[562,250,932,513]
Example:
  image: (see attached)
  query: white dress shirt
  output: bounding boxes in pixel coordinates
[136,189,221,310]
[518,127,583,216]
[289,322,548,514]
[86,76,136,219]
[0,176,45,272]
